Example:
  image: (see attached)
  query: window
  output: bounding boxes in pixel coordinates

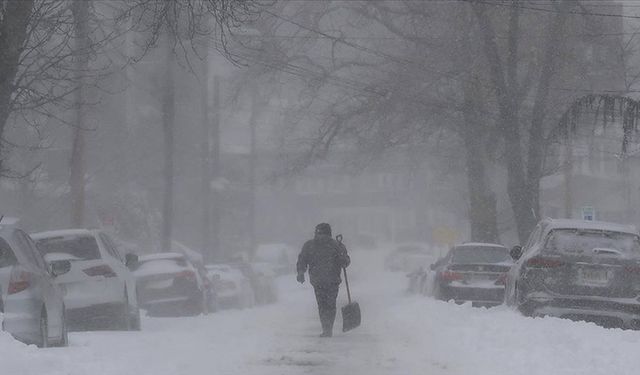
[0,237,17,268]
[37,235,101,261]
[14,230,45,270]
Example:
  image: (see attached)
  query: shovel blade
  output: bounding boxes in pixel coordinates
[341,301,361,332]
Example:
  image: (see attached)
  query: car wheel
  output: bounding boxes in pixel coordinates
[39,309,49,348]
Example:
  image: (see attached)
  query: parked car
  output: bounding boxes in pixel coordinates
[205,264,255,309]
[385,243,436,272]
[254,243,297,275]
[0,217,20,312]
[233,261,277,305]
[1,224,71,347]
[172,241,217,311]
[505,218,640,329]
[430,243,512,307]
[134,252,211,316]
[32,229,141,331]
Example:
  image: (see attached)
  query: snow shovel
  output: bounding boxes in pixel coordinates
[337,235,361,332]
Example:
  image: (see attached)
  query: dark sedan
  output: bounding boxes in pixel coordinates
[505,218,640,329]
[431,243,512,307]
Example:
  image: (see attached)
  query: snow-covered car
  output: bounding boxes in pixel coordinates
[385,243,437,273]
[1,224,71,347]
[205,264,255,309]
[134,252,211,316]
[431,243,512,307]
[505,218,640,329]
[32,229,141,331]
[254,243,297,275]
[232,262,277,305]
[172,241,217,311]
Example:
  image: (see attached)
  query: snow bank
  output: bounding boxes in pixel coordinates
[1,248,640,374]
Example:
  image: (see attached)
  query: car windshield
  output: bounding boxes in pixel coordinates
[545,229,640,255]
[36,235,101,260]
[451,246,511,264]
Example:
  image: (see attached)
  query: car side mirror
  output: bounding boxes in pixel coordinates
[510,245,523,261]
[125,253,139,270]
[50,260,71,277]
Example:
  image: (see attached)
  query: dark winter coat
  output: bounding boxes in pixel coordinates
[297,234,350,286]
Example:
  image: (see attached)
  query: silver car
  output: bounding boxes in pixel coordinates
[505,219,640,329]
[0,224,70,347]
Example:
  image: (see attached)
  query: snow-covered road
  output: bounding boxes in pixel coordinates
[4,249,640,375]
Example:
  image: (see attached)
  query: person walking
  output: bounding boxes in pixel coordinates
[296,223,350,337]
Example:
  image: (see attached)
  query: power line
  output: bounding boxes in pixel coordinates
[470,0,640,20]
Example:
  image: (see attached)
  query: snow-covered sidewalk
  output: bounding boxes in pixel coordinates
[3,249,640,375]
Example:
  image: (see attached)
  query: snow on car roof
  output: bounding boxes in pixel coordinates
[139,252,186,262]
[456,242,506,248]
[544,218,638,235]
[172,241,204,263]
[31,228,94,240]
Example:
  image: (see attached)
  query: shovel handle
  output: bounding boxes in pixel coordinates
[337,234,352,303]
[343,267,352,304]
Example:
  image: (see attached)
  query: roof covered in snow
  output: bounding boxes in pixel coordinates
[456,242,506,248]
[543,218,638,235]
[31,228,95,240]
[139,252,185,262]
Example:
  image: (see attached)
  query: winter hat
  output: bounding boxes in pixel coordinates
[315,223,332,237]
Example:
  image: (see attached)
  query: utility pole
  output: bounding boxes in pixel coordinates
[210,75,221,261]
[201,53,212,260]
[161,28,175,253]
[70,0,90,227]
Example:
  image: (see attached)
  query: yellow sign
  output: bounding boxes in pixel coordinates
[433,227,458,246]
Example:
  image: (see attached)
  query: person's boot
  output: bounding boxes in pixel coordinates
[319,310,332,337]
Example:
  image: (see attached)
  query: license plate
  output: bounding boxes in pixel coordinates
[470,274,496,282]
[578,268,609,286]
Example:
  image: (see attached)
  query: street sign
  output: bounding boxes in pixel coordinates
[582,206,595,221]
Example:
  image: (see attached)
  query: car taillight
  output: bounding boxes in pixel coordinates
[8,270,31,295]
[495,273,507,285]
[441,270,463,282]
[83,265,117,277]
[525,257,564,269]
[176,270,196,281]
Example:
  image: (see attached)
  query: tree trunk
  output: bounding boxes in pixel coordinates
[201,54,212,260]
[472,1,570,242]
[70,0,90,227]
[0,0,34,174]
[525,0,571,224]
[456,5,499,243]
[161,29,175,253]
[248,89,259,257]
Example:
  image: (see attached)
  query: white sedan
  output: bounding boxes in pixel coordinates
[206,264,255,309]
[32,229,141,331]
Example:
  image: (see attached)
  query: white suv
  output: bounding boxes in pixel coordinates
[32,229,140,331]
